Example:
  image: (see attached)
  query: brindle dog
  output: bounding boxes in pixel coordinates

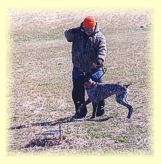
[77,74,133,119]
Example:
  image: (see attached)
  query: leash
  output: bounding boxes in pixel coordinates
[98,66,107,81]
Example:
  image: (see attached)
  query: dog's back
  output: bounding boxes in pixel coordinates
[86,81,131,102]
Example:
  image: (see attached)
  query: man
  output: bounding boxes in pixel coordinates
[64,16,107,118]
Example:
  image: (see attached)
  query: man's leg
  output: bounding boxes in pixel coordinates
[72,68,87,118]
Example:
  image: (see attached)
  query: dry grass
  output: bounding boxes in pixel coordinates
[8,9,152,155]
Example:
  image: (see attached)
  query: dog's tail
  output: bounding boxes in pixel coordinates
[123,83,132,88]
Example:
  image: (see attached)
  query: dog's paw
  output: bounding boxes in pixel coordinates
[77,104,83,114]
[90,116,96,119]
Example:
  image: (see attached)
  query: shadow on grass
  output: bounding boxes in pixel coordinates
[9,116,113,130]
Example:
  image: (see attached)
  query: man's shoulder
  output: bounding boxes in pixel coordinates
[95,31,106,41]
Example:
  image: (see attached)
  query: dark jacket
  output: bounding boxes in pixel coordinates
[64,23,107,72]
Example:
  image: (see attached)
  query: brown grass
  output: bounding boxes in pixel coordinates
[8,9,152,156]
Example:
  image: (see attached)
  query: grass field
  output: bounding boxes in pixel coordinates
[8,9,152,155]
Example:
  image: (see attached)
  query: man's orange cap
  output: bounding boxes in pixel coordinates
[83,16,96,28]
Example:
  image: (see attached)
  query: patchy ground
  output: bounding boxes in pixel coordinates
[8,9,152,155]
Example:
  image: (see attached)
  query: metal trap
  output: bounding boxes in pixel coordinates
[24,124,64,148]
[35,123,63,139]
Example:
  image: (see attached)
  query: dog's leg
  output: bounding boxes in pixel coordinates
[77,98,91,115]
[91,101,99,119]
[116,94,133,119]
[84,98,92,106]
[127,107,133,119]
[124,95,133,119]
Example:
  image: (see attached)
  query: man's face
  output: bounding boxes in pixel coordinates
[84,26,95,36]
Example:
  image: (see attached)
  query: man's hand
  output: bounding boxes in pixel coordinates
[71,27,80,34]
[92,59,103,69]
[96,59,103,68]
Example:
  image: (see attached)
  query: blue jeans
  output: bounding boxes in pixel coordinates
[72,67,105,117]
